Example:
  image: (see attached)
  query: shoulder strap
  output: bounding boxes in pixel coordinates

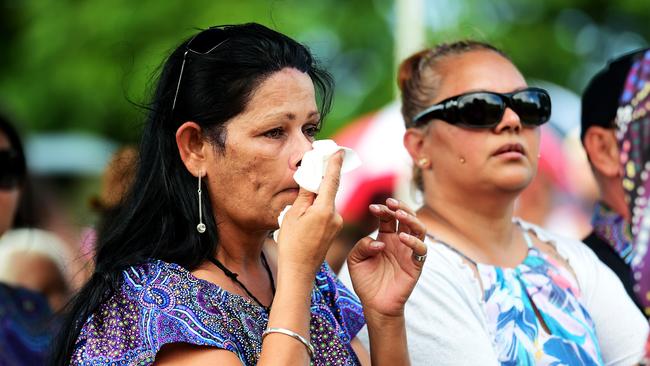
[425,233,478,266]
[521,229,535,249]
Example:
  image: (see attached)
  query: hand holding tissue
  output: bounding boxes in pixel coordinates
[293,139,361,193]
[273,140,361,242]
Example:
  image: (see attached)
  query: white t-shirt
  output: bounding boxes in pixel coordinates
[338,219,648,365]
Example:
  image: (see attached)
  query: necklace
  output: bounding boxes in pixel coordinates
[208,252,276,312]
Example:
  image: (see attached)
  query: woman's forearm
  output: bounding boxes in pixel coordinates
[257,267,315,365]
[365,310,410,366]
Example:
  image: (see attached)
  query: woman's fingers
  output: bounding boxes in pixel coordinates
[395,209,426,241]
[398,232,428,265]
[347,236,385,264]
[313,150,344,209]
[291,186,316,212]
[370,204,398,234]
[386,197,416,216]
[378,198,426,240]
[369,201,427,265]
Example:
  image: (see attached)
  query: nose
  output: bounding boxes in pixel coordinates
[494,107,522,133]
[290,134,314,170]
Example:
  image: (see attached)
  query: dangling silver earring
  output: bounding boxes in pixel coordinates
[197,173,206,234]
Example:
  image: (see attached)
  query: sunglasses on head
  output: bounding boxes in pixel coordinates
[172,26,230,111]
[0,149,24,190]
[412,87,552,129]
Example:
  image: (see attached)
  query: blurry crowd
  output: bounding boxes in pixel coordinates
[0,119,138,364]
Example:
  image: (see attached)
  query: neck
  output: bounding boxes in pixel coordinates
[599,179,630,222]
[419,186,521,262]
[214,222,270,271]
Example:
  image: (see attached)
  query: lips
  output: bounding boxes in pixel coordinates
[493,143,526,156]
[280,186,300,194]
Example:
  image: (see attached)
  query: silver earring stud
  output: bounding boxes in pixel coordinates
[197,173,206,234]
[418,158,429,167]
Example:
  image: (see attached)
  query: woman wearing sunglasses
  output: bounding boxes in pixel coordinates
[397,41,648,365]
[53,23,427,365]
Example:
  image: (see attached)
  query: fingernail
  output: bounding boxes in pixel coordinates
[371,241,383,248]
[397,209,408,218]
[387,198,399,205]
[370,204,381,211]
[399,232,411,240]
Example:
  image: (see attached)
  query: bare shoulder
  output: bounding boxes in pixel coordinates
[155,343,242,365]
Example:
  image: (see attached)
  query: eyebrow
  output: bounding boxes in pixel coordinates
[456,86,529,94]
[266,111,321,121]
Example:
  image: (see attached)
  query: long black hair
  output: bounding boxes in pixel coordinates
[51,23,334,364]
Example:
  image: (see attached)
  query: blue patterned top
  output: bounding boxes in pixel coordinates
[71,260,365,365]
[480,231,603,365]
[0,283,54,366]
[434,228,604,365]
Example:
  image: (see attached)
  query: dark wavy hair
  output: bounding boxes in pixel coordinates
[51,22,334,364]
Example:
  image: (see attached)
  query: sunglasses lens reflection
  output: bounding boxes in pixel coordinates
[512,90,551,126]
[458,93,504,127]
[414,88,551,128]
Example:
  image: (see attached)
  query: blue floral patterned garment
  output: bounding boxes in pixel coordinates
[0,283,54,366]
[71,260,365,365]
[479,232,604,365]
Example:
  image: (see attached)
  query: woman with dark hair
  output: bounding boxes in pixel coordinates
[0,115,55,365]
[53,23,426,365]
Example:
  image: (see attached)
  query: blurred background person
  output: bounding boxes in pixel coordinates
[0,113,56,365]
[0,113,71,311]
[581,48,650,317]
[79,145,138,274]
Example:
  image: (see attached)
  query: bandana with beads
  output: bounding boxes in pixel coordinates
[616,49,650,315]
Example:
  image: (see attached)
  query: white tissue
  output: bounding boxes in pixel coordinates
[293,139,361,193]
[273,205,292,242]
[272,139,361,242]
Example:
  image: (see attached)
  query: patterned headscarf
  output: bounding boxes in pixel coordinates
[616,49,650,314]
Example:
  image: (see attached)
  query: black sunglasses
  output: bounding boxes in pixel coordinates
[412,87,552,129]
[172,26,230,111]
[0,149,24,190]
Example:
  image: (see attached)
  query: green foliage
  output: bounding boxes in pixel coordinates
[0,0,648,142]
